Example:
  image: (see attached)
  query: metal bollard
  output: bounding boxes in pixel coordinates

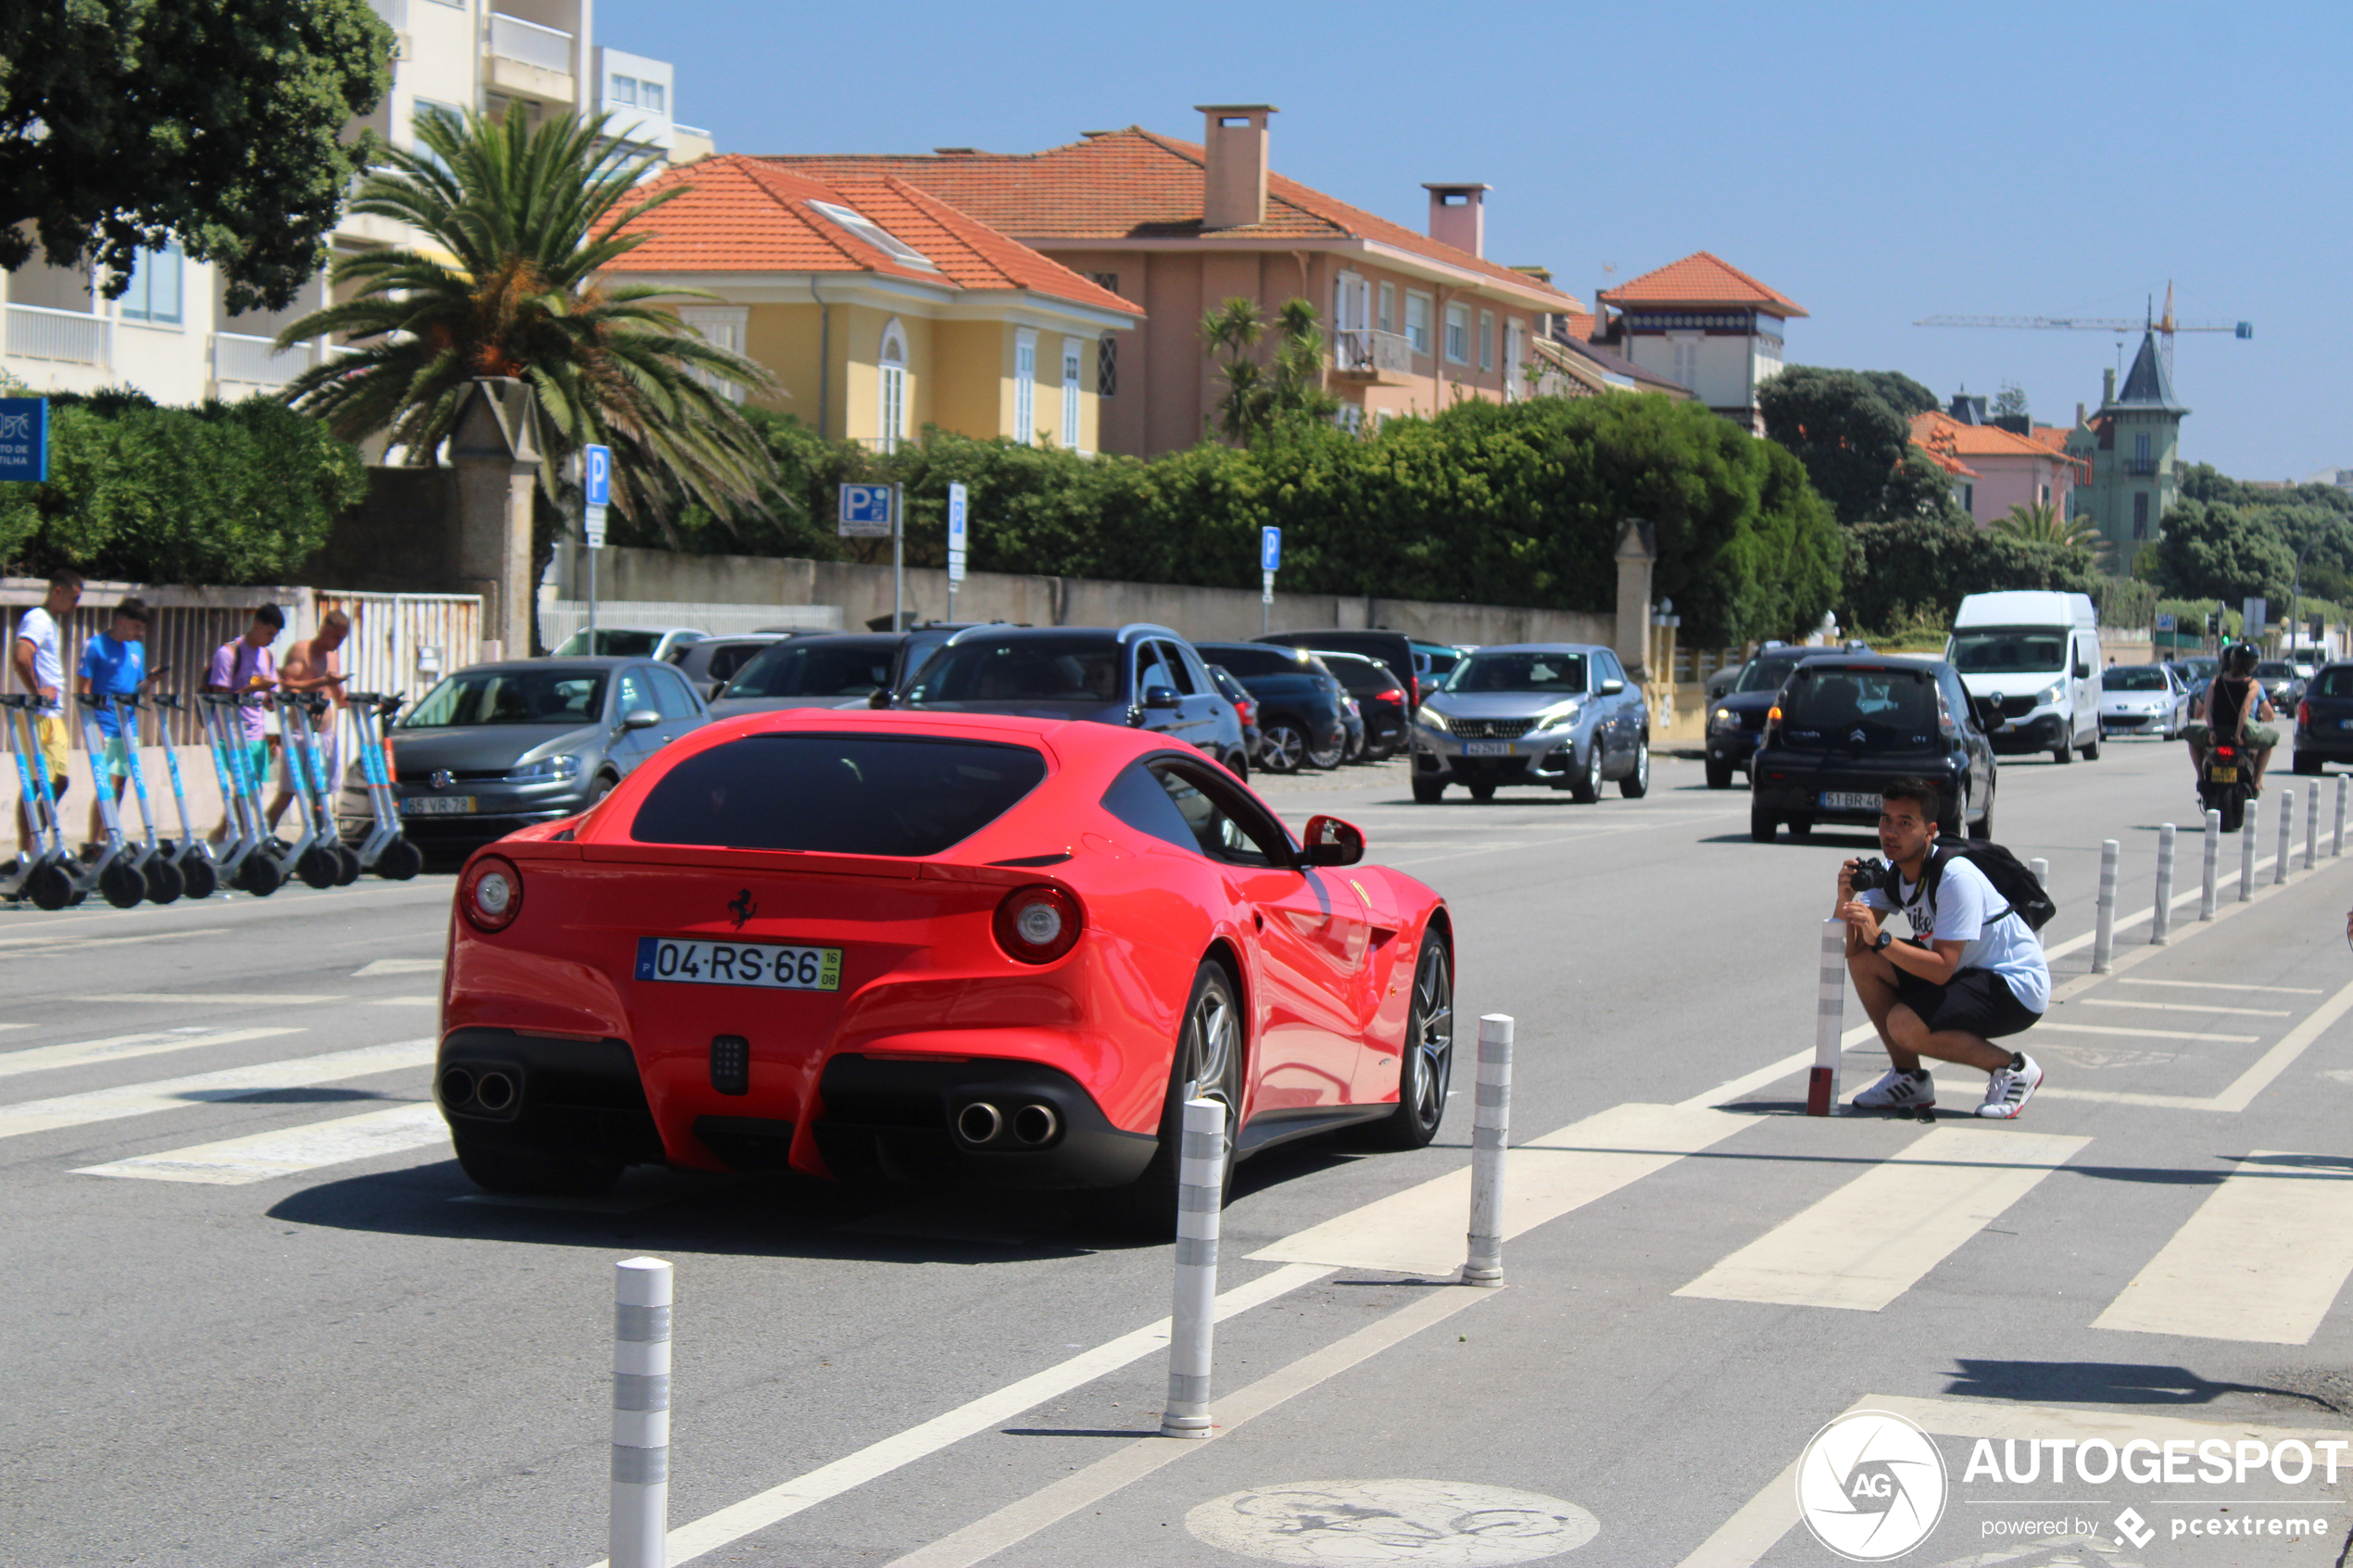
[2240,819,2257,902]
[2093,839,2118,972]
[1161,1098,1228,1437]
[2336,776,2347,858]
[1463,1014,1513,1285]
[2200,810,2221,920]
[611,1257,673,1568]
[2150,823,2175,945]
[1808,921,1845,1116]
[2308,784,2321,870]
[2276,790,2294,884]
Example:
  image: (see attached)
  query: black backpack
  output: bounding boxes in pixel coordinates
[1919,836,2057,932]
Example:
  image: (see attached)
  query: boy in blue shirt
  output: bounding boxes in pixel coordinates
[76,598,158,847]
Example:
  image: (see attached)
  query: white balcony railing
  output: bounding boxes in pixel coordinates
[5,304,112,368]
[1331,327,1416,376]
[211,332,315,388]
[489,12,573,73]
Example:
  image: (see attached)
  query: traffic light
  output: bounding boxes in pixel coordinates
[2207,608,2223,640]
[2310,614,2324,644]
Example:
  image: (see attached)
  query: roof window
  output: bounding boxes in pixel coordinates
[807,200,938,272]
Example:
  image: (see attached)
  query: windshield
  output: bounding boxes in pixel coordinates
[401,669,605,728]
[907,634,1123,704]
[630,734,1047,856]
[1733,658,1807,695]
[1443,651,1588,694]
[1951,629,2067,675]
[2257,662,2296,680]
[2104,667,2171,692]
[725,640,894,699]
[1776,668,1939,748]
[553,629,665,658]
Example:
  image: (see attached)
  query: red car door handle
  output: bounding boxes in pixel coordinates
[1253,912,1265,931]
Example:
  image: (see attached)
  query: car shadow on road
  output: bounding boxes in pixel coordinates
[1944,1359,2337,1412]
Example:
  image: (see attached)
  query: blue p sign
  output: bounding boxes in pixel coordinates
[1262,526,1281,573]
[584,444,612,507]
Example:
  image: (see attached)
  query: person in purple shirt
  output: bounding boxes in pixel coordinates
[204,605,283,841]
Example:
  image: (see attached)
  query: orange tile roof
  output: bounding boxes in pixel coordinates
[1597,251,1806,317]
[1908,410,2071,461]
[603,156,1139,316]
[2028,424,2073,451]
[763,129,1579,309]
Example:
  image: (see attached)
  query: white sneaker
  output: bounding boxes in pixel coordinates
[1977,1055,2044,1119]
[1853,1066,1935,1110]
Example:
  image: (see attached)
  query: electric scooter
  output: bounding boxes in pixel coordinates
[279,691,358,886]
[1,695,76,909]
[107,695,183,904]
[145,694,220,899]
[71,695,149,909]
[345,691,422,880]
[196,691,283,897]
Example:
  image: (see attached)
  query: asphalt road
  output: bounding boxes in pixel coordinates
[9,739,2353,1567]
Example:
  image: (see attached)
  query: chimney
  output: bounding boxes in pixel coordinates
[1423,182,1490,258]
[2102,368,2117,404]
[1195,105,1277,230]
[2075,401,2087,426]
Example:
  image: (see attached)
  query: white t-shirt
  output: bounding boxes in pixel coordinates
[15,606,63,716]
[1859,854,2050,1013]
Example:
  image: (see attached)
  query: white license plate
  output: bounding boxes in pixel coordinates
[635,936,843,992]
[1820,791,1881,810]
[401,795,475,816]
[1463,741,1513,756]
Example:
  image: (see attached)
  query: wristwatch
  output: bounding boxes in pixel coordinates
[1872,930,1894,953]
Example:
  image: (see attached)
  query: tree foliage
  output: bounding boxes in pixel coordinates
[0,0,393,313]
[1759,367,1961,526]
[1201,297,1341,445]
[1856,370,1939,418]
[0,391,366,583]
[1994,499,2105,559]
[1840,518,2098,634]
[2133,497,2298,607]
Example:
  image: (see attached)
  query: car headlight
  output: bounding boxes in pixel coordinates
[1533,702,1581,731]
[507,755,581,783]
[1711,707,1738,728]
[1416,707,1450,734]
[2039,683,2066,708]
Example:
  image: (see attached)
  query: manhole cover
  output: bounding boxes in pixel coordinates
[1186,1478,1599,1564]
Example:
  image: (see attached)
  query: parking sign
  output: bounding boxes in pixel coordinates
[1262,526,1281,573]
[838,483,894,538]
[584,444,611,508]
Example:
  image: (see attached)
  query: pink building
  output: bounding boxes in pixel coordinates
[1908,410,2081,524]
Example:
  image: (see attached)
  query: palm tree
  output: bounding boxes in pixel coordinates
[1199,295,1340,445]
[1994,500,2108,562]
[272,107,776,537]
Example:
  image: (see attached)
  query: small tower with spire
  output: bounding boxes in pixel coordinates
[2082,328,2189,572]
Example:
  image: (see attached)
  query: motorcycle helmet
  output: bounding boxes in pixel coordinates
[2224,642,2259,677]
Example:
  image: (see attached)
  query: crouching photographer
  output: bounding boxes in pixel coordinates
[1834,778,2051,1119]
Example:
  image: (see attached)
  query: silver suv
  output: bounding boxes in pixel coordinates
[1410,642,1650,804]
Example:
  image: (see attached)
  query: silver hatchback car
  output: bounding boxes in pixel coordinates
[1409,642,1651,803]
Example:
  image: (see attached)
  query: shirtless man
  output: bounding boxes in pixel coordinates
[268,609,350,831]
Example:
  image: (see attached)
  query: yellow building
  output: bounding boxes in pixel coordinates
[604,156,1141,452]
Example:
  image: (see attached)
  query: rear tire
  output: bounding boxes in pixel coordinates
[1305,735,1346,770]
[142,856,184,905]
[296,845,338,890]
[1618,735,1650,798]
[1114,960,1242,1236]
[2218,794,2246,834]
[333,844,362,886]
[1258,724,1305,774]
[451,1127,623,1198]
[26,862,72,910]
[99,859,144,909]
[237,855,283,897]
[1750,806,1777,844]
[1411,776,1445,805]
[1368,937,1453,1150]
[2080,729,2100,760]
[2296,752,2322,775]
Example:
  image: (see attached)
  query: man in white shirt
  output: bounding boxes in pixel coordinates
[1834,777,2049,1119]
[11,570,82,854]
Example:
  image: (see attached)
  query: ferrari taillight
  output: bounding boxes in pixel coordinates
[993,884,1082,964]
[460,854,523,933]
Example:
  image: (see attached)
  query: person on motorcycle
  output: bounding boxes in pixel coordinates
[2183,641,2278,796]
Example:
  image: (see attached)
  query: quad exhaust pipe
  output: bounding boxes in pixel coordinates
[954,1099,1062,1148]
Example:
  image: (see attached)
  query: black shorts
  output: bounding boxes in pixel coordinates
[1892,965,2040,1040]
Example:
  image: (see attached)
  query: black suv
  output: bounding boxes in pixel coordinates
[1747,655,2002,843]
[1705,647,1867,789]
[1315,650,1410,759]
[1194,642,1352,773]
[899,623,1250,777]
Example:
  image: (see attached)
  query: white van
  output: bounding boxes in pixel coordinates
[1947,591,2103,763]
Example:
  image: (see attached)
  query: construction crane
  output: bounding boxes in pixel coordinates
[1916,283,2252,379]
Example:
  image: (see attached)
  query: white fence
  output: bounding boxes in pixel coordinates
[538,599,842,648]
[489,11,573,71]
[6,304,111,368]
[211,332,315,390]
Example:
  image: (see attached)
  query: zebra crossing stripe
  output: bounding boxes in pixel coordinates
[2094,1150,2353,1345]
[0,1038,435,1141]
[0,1027,302,1081]
[72,1101,448,1185]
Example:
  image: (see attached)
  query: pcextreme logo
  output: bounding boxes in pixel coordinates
[1797,1409,1949,1562]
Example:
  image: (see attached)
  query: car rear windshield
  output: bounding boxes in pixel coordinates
[555,629,665,658]
[630,734,1048,856]
[1774,667,1939,750]
[726,640,894,699]
[1733,658,1807,695]
[1443,651,1587,694]
[1951,629,2066,674]
[1197,646,1304,678]
[2105,667,2171,692]
[402,670,605,727]
[908,635,1124,703]
[1319,657,1403,695]
[2314,669,2353,698]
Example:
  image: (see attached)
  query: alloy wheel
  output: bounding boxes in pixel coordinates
[1260,725,1304,773]
[1406,944,1454,1135]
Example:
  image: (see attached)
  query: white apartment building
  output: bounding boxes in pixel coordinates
[0,0,707,409]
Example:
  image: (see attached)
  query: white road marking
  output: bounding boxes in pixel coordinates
[1674,1127,2088,1311]
[353,958,442,977]
[2120,977,2323,994]
[0,926,228,953]
[0,1038,434,1140]
[2095,1150,2353,1344]
[56,993,347,1006]
[1250,1101,1751,1277]
[365,997,435,1007]
[2076,997,2291,1015]
[0,1026,301,1079]
[880,1285,1494,1568]
[2032,1021,2259,1042]
[73,1101,447,1184]
[616,1262,1335,1568]
[2041,972,2353,1112]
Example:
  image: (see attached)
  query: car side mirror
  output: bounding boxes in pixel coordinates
[1597,678,1625,696]
[867,688,894,709]
[1298,814,1365,868]
[2074,661,2091,680]
[622,708,661,731]
[1142,684,1180,710]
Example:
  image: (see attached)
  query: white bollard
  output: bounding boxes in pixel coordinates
[2308,784,2321,870]
[1462,1014,1513,1286]
[2150,823,2175,945]
[1161,1097,1228,1437]
[2030,858,2050,898]
[2093,839,2119,973]
[611,1258,673,1568]
[2336,776,2347,858]
[2240,819,2257,902]
[2276,790,2294,884]
[1809,920,1844,1116]
[2200,810,2221,920]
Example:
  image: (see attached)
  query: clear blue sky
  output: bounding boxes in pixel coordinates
[595,0,2347,479]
